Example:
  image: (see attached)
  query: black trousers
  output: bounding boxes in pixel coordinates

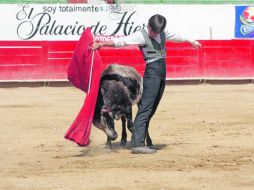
[131,59,166,147]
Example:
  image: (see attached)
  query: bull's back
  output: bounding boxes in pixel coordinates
[100,64,143,104]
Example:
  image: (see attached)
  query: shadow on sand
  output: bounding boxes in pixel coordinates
[71,142,168,157]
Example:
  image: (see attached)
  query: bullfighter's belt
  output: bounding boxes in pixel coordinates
[146,56,165,64]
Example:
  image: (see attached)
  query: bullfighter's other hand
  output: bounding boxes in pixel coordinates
[191,40,202,49]
[92,41,101,51]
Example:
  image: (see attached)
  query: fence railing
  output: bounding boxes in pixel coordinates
[0,40,254,81]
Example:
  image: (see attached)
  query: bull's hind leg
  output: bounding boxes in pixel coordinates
[120,116,127,146]
[126,105,133,132]
[120,105,133,147]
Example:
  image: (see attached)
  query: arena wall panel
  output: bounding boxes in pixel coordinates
[0,40,254,81]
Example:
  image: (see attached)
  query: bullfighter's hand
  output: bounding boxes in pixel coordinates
[92,41,101,51]
[191,40,202,49]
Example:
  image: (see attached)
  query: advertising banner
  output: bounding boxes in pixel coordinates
[235,6,254,38]
[0,4,234,41]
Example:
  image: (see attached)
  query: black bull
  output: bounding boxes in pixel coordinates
[92,64,152,148]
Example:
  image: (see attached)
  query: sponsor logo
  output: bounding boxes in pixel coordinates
[235,6,254,38]
[240,6,254,35]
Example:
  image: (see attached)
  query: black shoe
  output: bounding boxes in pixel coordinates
[131,146,157,154]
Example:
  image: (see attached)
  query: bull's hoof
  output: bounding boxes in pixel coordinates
[105,142,112,149]
[120,139,127,147]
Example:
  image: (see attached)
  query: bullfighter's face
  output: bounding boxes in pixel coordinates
[147,26,160,38]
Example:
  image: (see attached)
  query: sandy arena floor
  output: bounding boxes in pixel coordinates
[0,84,254,190]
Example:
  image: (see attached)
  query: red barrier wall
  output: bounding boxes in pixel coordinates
[0,40,253,81]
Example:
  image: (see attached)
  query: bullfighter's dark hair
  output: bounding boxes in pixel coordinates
[148,14,167,33]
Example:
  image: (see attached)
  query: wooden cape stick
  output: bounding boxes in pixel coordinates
[88,50,95,93]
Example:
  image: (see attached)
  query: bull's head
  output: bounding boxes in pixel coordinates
[99,106,118,141]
